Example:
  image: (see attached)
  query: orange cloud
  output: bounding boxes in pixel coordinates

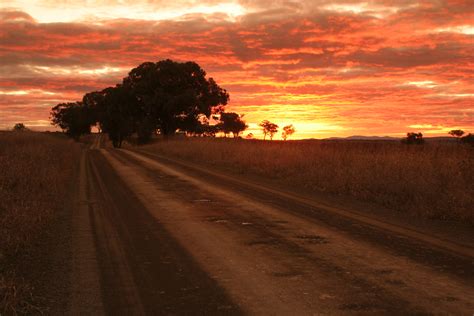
[0,1,473,138]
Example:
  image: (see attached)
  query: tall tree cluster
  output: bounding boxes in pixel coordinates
[50,60,247,147]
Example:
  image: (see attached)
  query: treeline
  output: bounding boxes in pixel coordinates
[402,130,474,145]
[50,59,248,147]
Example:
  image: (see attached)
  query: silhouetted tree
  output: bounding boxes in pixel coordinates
[245,133,254,139]
[402,132,424,145]
[136,116,156,143]
[217,112,248,138]
[12,123,27,131]
[176,114,209,136]
[124,59,229,138]
[99,85,141,148]
[50,59,230,145]
[449,129,464,140]
[461,133,474,146]
[282,124,295,140]
[259,120,279,140]
[50,102,92,141]
[82,91,106,132]
[202,124,219,137]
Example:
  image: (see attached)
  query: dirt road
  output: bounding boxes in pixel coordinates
[67,135,473,314]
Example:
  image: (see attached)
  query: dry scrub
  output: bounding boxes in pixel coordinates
[143,138,474,222]
[0,132,80,314]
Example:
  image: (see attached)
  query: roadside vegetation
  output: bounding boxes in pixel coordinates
[141,137,474,223]
[0,131,80,314]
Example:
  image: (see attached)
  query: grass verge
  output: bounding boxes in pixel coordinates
[0,131,80,314]
[142,137,474,222]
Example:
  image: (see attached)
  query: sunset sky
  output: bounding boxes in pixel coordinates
[0,0,473,139]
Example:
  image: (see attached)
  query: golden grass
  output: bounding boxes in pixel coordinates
[0,131,80,314]
[143,138,474,222]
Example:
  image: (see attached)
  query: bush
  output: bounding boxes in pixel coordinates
[461,133,474,146]
[402,132,424,145]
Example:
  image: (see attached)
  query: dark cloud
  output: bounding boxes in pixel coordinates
[0,9,35,22]
[349,44,472,68]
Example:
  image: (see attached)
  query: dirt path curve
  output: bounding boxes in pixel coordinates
[69,136,473,314]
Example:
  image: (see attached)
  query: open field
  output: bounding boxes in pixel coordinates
[141,137,474,222]
[0,132,80,314]
[1,133,472,314]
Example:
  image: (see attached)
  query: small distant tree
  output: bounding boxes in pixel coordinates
[12,123,27,131]
[245,133,254,139]
[259,120,279,140]
[282,124,295,140]
[402,132,424,145]
[461,133,474,146]
[217,112,248,138]
[448,129,464,140]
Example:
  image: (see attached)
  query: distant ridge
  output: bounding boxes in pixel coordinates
[324,135,399,141]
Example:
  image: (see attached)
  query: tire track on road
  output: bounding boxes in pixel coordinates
[69,151,105,315]
[84,149,241,314]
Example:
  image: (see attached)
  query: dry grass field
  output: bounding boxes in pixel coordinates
[0,131,80,314]
[143,137,474,223]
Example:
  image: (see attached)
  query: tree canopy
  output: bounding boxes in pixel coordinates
[402,132,424,145]
[282,124,295,140]
[50,59,235,146]
[99,85,141,147]
[448,130,464,138]
[50,102,92,141]
[218,112,248,138]
[124,59,229,137]
[12,123,27,131]
[259,120,279,140]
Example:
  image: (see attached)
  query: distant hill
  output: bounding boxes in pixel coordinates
[324,135,399,141]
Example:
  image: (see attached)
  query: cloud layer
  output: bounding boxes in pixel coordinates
[1,0,473,137]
